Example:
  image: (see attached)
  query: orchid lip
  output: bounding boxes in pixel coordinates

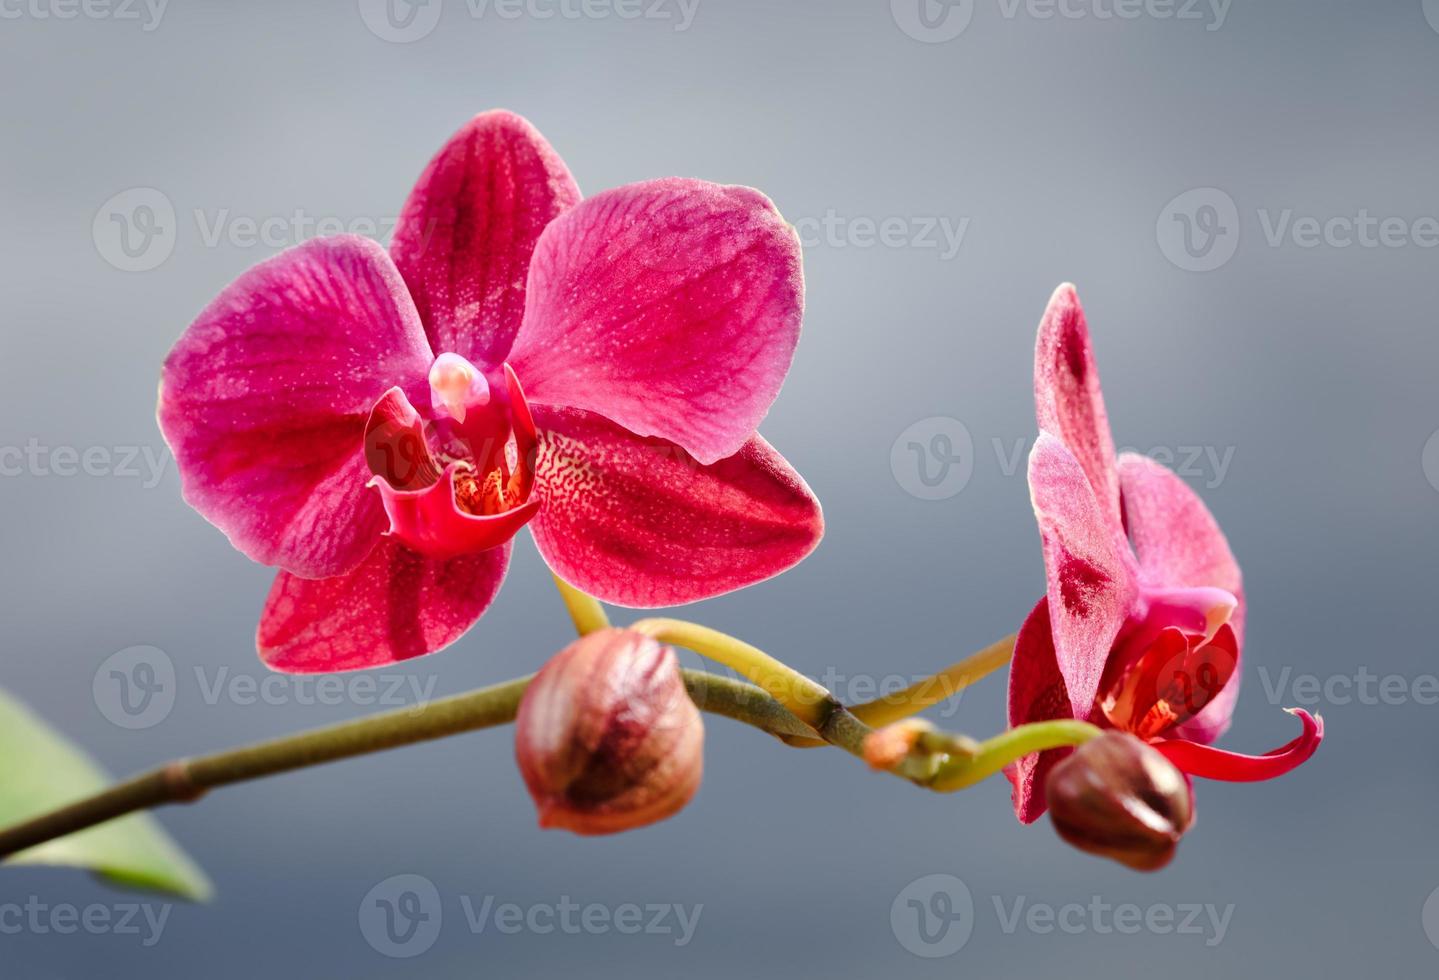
[1151,709,1324,782]
[362,362,539,560]
[369,463,539,560]
[1092,585,1242,742]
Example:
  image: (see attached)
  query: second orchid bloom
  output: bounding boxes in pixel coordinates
[1008,285,1322,824]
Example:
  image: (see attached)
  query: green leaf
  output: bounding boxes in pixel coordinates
[0,687,213,901]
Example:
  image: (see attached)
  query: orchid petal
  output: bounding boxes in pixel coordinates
[258,537,509,672]
[364,387,443,491]
[1152,710,1324,782]
[1005,599,1077,824]
[527,406,822,606]
[1034,284,1122,529]
[509,179,804,465]
[503,363,537,503]
[158,236,433,579]
[391,110,581,366]
[1029,431,1140,720]
[1118,452,1244,742]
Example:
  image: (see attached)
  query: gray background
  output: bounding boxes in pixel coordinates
[2,0,1436,975]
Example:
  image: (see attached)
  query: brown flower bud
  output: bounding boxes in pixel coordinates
[515,628,704,835]
[1044,731,1194,872]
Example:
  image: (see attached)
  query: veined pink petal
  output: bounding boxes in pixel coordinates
[391,110,581,366]
[1118,452,1244,742]
[1152,709,1323,782]
[1005,599,1079,824]
[258,536,509,672]
[1034,284,1122,529]
[527,406,822,606]
[1118,452,1243,620]
[158,236,433,579]
[509,179,804,466]
[1029,431,1140,720]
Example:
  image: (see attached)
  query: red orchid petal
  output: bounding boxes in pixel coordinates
[509,179,804,466]
[158,236,433,579]
[1118,452,1244,743]
[364,388,443,491]
[1034,284,1123,530]
[391,110,581,366]
[372,462,539,561]
[1029,431,1140,720]
[527,406,822,606]
[1005,598,1079,824]
[1152,709,1324,782]
[503,363,537,503]
[258,536,509,672]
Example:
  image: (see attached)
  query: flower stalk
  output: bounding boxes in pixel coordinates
[0,669,821,861]
[629,617,843,729]
[552,575,610,636]
[928,719,1102,791]
[848,633,1016,728]
[0,586,1078,862]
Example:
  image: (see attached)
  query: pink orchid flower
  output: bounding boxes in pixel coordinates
[158,110,822,672]
[1007,284,1322,822]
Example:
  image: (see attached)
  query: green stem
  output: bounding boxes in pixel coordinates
[927,719,1102,792]
[849,633,1016,727]
[552,576,610,636]
[0,670,822,861]
[630,617,841,728]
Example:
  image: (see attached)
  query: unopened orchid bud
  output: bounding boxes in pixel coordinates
[515,628,704,835]
[1044,731,1194,871]
[863,719,938,771]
